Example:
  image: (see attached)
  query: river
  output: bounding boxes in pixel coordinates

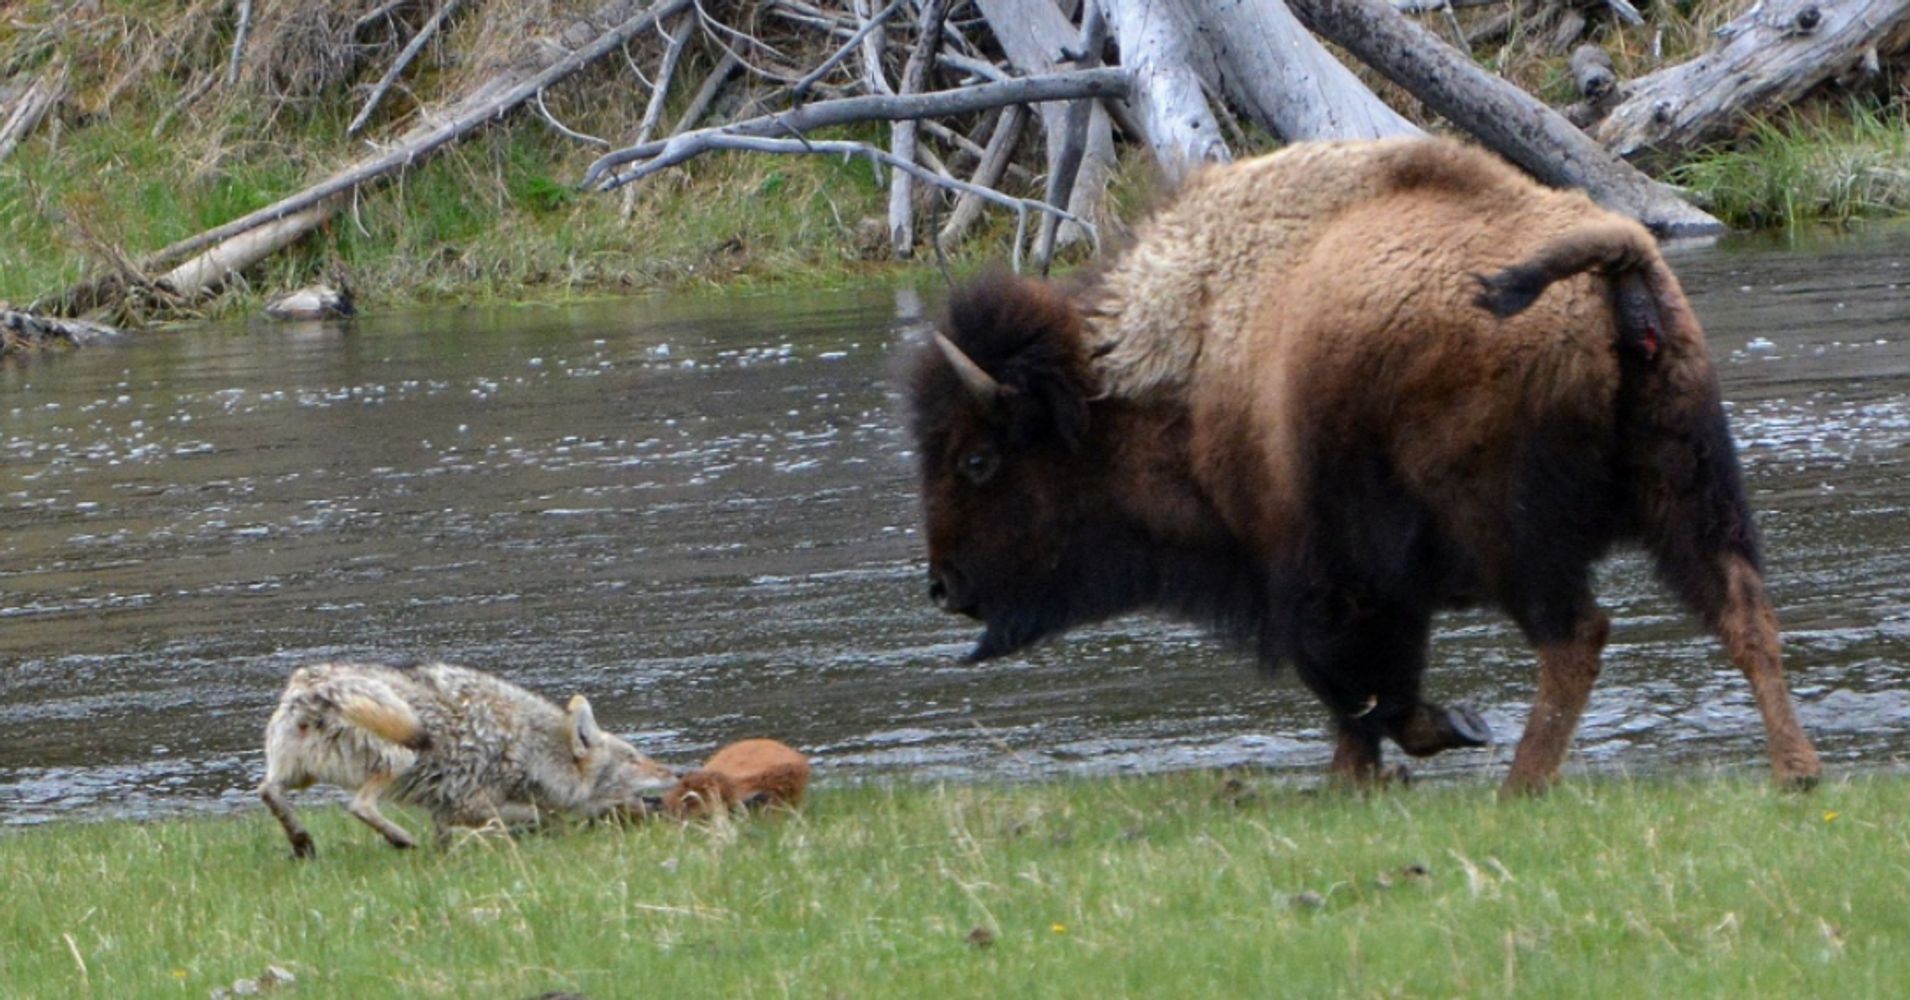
[3,228,1908,824]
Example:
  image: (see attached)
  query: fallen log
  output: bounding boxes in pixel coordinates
[1100,0,1230,181]
[1593,0,1910,162]
[42,0,693,316]
[1,307,125,352]
[1179,0,1422,142]
[1288,0,1723,236]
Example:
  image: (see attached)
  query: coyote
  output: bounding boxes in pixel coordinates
[259,660,675,858]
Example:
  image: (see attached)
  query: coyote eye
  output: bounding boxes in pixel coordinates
[960,448,999,485]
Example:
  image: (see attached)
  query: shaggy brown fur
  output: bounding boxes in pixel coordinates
[661,739,811,818]
[906,137,1822,795]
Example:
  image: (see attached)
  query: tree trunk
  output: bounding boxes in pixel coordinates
[1098,0,1230,182]
[1288,0,1724,236]
[1593,0,1910,162]
[1183,0,1422,141]
[974,0,1119,246]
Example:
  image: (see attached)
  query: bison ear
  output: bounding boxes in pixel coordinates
[565,695,602,760]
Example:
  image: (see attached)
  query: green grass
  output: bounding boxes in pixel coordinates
[3,772,1904,998]
[1671,100,1910,230]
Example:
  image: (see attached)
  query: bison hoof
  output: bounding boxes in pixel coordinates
[1379,763,1414,787]
[1778,771,1821,793]
[1444,704,1492,748]
[291,835,316,861]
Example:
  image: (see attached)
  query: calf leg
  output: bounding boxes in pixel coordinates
[260,781,316,860]
[347,772,417,849]
[1502,608,1609,798]
[1712,556,1821,787]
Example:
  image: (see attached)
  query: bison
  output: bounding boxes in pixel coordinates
[903,138,1822,796]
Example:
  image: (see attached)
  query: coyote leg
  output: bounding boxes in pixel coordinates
[260,782,316,860]
[347,772,417,849]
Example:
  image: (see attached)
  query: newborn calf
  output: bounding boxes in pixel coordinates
[660,739,811,818]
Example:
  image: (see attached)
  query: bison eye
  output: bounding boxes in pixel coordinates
[959,447,1000,484]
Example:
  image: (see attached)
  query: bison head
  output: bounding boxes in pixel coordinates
[905,272,1172,660]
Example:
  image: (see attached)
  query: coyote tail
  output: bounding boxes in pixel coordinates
[337,692,432,752]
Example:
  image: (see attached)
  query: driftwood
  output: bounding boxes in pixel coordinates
[1570,43,1616,101]
[583,68,1133,188]
[888,0,955,258]
[1289,0,1723,236]
[1100,0,1230,182]
[2,307,125,351]
[1176,0,1422,142]
[0,58,68,163]
[1032,4,1110,271]
[675,52,743,133]
[45,0,695,314]
[792,0,907,97]
[228,0,255,86]
[619,11,695,217]
[974,0,1118,247]
[644,134,1089,272]
[938,104,1027,252]
[1593,0,1910,162]
[347,0,464,136]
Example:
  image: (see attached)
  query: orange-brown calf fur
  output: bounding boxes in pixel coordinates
[908,138,1821,794]
[662,739,810,818]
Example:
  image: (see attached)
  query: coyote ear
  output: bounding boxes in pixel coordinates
[566,695,602,760]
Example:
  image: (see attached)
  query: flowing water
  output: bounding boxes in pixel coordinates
[4,228,1909,824]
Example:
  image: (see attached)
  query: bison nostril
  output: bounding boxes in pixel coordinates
[929,561,973,614]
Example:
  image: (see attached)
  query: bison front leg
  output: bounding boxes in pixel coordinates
[1502,609,1609,798]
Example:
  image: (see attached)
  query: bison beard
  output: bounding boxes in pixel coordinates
[964,518,1269,662]
[904,138,1823,796]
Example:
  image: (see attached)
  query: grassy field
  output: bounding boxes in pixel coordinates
[2,771,1904,998]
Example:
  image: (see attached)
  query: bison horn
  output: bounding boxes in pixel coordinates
[933,332,1001,404]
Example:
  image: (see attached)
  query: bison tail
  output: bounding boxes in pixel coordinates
[1472,219,1657,319]
[338,692,432,752]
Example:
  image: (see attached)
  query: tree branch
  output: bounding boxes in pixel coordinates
[582,67,1132,190]
[348,0,463,137]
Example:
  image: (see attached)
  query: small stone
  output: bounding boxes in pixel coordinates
[1291,891,1326,910]
[966,926,996,950]
[231,980,261,997]
[261,965,296,989]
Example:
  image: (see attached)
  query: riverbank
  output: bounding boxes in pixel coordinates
[2,771,1902,997]
[3,1,1908,328]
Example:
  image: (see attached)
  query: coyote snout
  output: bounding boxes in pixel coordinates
[258,660,675,859]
